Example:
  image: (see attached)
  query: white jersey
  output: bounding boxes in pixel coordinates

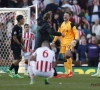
[22,31,35,52]
[32,47,55,72]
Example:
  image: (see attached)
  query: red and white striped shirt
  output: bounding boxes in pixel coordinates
[32,47,55,72]
[78,30,84,39]
[73,15,81,24]
[72,5,81,15]
[22,31,35,52]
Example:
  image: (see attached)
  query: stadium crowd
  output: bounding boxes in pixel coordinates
[0,0,100,67]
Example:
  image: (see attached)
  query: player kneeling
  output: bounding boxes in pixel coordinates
[29,41,56,84]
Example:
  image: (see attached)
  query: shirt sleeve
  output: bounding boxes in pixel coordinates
[53,27,61,42]
[12,26,17,36]
[32,49,37,57]
[72,26,79,40]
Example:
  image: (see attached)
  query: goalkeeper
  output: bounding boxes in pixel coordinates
[52,12,78,77]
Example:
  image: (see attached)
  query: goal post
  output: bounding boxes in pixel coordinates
[0,5,38,73]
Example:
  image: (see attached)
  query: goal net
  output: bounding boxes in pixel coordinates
[0,5,38,73]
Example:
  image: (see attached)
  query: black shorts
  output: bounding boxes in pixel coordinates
[12,47,22,60]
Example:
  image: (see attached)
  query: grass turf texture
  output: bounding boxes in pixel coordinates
[0,74,100,90]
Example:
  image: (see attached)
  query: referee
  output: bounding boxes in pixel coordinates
[7,15,25,78]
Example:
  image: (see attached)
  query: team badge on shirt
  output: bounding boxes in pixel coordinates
[14,31,17,35]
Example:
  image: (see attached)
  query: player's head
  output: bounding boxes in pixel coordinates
[41,41,50,48]
[92,36,98,44]
[63,12,71,22]
[16,15,24,25]
[43,13,51,23]
[24,24,29,32]
[80,35,86,40]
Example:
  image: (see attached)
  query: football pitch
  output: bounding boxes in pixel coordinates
[0,74,100,90]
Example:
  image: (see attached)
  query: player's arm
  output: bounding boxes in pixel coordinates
[21,38,24,45]
[30,50,37,61]
[12,28,21,46]
[30,34,35,54]
[52,28,62,44]
[72,26,79,40]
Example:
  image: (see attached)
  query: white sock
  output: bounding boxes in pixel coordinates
[98,62,100,73]
[30,75,34,83]
[24,63,28,72]
[28,65,34,83]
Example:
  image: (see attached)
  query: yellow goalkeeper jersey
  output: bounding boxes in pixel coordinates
[53,21,78,46]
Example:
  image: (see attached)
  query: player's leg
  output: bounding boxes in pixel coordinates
[24,54,29,75]
[24,60,28,75]
[29,60,36,84]
[7,49,17,78]
[60,46,69,76]
[97,61,100,77]
[13,48,24,78]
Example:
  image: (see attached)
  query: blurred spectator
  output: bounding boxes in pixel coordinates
[85,10,90,22]
[18,0,32,8]
[81,17,90,30]
[83,23,90,37]
[0,0,8,7]
[33,0,45,15]
[88,0,100,23]
[88,0,93,6]
[78,9,85,18]
[77,0,88,10]
[77,25,84,39]
[72,0,81,15]
[61,0,73,11]
[92,20,100,40]
[86,37,100,67]
[73,12,81,25]
[76,35,87,61]
[8,0,19,8]
[53,13,59,31]
[92,0,100,6]
[45,0,58,15]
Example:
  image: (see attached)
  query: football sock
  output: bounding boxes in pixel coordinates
[64,61,69,75]
[15,65,19,74]
[53,68,57,76]
[98,62,100,73]
[30,75,34,82]
[68,58,72,72]
[44,78,49,83]
[9,64,15,70]
[25,61,28,72]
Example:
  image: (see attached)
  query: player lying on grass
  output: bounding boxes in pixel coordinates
[29,41,56,84]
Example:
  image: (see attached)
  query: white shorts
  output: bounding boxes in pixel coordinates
[30,61,54,78]
[21,51,30,60]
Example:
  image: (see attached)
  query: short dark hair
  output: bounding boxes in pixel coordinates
[16,15,24,22]
[43,13,51,20]
[41,41,50,47]
[91,33,96,36]
[24,24,29,27]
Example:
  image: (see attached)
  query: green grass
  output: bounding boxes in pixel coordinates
[0,74,100,90]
